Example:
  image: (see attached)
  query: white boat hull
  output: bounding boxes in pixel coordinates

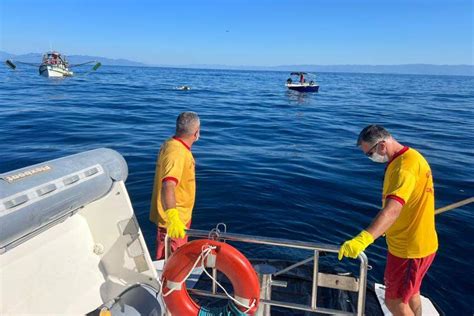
[39,64,73,77]
[0,150,158,314]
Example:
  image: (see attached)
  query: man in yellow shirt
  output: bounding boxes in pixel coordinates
[150,112,200,259]
[339,125,437,316]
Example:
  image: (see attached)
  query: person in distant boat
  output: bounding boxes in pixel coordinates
[286,78,292,84]
[150,112,200,259]
[299,73,305,83]
[339,125,437,316]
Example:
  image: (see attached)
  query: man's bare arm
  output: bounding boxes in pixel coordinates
[161,180,177,210]
[366,199,403,239]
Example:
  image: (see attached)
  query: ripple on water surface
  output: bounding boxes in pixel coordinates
[1,67,473,314]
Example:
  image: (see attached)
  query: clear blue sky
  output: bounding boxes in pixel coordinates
[1,0,472,66]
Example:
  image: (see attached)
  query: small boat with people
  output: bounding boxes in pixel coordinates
[0,149,445,315]
[39,51,73,77]
[4,51,101,78]
[286,72,319,92]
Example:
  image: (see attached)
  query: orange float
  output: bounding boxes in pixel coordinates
[161,239,260,315]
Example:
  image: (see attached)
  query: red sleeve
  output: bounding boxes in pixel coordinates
[386,194,405,206]
[162,177,178,185]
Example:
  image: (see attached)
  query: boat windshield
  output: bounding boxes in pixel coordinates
[288,72,314,84]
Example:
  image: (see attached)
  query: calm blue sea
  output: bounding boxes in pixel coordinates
[1,66,473,314]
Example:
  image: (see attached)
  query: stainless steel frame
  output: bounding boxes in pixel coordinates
[165,228,368,316]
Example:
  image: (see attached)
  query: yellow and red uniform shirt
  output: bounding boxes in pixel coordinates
[149,136,196,228]
[382,147,438,258]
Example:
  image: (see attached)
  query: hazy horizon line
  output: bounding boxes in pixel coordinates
[2,50,473,67]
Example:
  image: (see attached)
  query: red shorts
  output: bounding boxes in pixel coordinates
[155,222,191,260]
[384,251,436,303]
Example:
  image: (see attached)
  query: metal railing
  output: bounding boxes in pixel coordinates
[164,227,368,316]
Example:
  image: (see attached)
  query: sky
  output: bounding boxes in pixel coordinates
[0,0,472,66]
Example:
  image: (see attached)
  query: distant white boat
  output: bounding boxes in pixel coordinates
[286,72,320,92]
[39,52,73,77]
[4,51,101,78]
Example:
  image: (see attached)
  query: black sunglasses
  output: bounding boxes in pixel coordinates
[366,141,383,157]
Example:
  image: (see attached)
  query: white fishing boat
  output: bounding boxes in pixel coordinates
[0,149,443,315]
[4,52,100,77]
[38,51,73,77]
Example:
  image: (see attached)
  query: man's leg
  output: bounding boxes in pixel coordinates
[385,252,435,316]
[408,292,422,316]
[385,298,414,316]
[155,226,167,260]
[385,293,421,316]
[384,252,415,316]
[407,252,435,316]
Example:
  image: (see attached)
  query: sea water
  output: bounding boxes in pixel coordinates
[1,66,473,314]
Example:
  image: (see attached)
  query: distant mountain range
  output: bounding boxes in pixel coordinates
[2,51,472,76]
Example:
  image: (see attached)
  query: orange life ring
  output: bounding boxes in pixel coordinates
[162,239,260,315]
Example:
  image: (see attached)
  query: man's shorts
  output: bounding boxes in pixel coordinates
[384,251,436,303]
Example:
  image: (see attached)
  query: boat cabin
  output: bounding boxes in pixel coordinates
[42,52,68,66]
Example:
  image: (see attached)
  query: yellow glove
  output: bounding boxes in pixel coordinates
[165,208,186,239]
[338,230,374,260]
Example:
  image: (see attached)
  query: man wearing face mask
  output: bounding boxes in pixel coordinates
[338,125,437,316]
[150,112,200,260]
